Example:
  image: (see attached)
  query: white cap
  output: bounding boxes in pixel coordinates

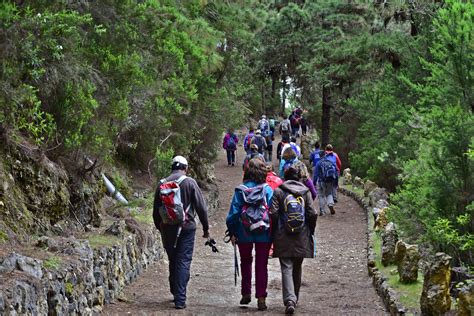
[172,155,188,167]
[262,115,266,119]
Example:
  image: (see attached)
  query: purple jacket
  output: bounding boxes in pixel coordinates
[223,133,238,150]
[304,178,317,200]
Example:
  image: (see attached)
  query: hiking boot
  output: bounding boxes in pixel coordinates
[285,301,296,314]
[175,304,186,309]
[319,209,326,216]
[240,294,251,305]
[329,205,336,215]
[257,297,267,311]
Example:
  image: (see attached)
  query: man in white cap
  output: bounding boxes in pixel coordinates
[153,155,210,309]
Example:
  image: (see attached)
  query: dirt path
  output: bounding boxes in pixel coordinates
[103,144,387,315]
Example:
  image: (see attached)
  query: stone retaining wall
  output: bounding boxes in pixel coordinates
[339,187,406,315]
[0,229,162,315]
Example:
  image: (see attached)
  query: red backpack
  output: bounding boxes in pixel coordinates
[266,171,283,190]
[158,175,189,225]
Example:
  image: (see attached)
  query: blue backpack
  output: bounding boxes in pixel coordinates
[320,157,337,182]
[238,184,270,234]
[227,135,236,150]
[282,191,305,234]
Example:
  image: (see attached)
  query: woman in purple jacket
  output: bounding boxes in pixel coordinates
[223,129,239,166]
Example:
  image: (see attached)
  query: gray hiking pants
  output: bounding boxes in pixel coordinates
[279,257,304,305]
[318,181,334,211]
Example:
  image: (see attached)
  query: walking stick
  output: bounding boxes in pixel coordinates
[234,243,240,286]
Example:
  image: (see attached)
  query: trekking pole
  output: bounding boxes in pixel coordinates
[234,243,239,287]
[173,226,182,249]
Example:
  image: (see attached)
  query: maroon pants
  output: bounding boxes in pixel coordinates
[238,242,272,298]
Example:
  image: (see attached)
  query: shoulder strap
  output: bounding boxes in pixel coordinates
[175,175,188,184]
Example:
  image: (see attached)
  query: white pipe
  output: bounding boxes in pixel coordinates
[102,173,128,204]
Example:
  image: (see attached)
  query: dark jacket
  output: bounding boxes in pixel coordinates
[270,180,317,258]
[153,170,209,233]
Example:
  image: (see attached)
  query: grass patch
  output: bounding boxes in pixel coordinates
[130,207,154,225]
[87,234,121,249]
[0,230,8,243]
[372,231,423,310]
[43,256,62,270]
[340,183,364,197]
[65,282,74,297]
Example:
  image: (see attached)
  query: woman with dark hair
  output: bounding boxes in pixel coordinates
[226,158,273,311]
[270,165,317,314]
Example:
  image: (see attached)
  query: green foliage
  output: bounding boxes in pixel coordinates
[86,234,120,249]
[349,0,473,265]
[43,256,62,270]
[0,230,8,243]
[154,148,174,181]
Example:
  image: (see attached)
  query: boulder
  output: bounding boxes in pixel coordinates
[375,199,389,209]
[456,281,474,316]
[374,207,389,231]
[299,132,319,160]
[381,222,398,266]
[342,168,352,185]
[420,252,452,315]
[0,253,43,279]
[394,241,420,283]
[353,176,364,188]
[369,187,388,207]
[364,180,378,197]
[105,220,125,236]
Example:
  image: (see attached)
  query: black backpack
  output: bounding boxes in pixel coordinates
[253,136,265,153]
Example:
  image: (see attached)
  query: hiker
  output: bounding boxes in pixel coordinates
[264,129,273,162]
[281,136,301,159]
[324,144,341,203]
[276,134,290,162]
[251,129,267,155]
[279,148,317,200]
[315,145,340,215]
[243,127,255,154]
[258,115,270,138]
[270,165,317,315]
[279,117,291,138]
[289,112,300,137]
[269,117,276,134]
[309,142,323,184]
[265,165,283,259]
[223,129,239,166]
[153,156,210,309]
[300,117,307,136]
[226,158,273,311]
[243,144,265,171]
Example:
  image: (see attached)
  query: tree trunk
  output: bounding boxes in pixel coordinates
[321,86,331,146]
[281,74,287,115]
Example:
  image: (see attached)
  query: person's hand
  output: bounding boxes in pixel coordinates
[230,235,238,246]
[202,230,210,238]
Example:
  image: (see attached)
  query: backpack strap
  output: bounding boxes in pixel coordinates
[175,175,188,184]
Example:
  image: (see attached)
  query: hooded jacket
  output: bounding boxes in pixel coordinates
[270,180,317,258]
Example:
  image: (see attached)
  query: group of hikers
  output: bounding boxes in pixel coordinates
[153,111,342,314]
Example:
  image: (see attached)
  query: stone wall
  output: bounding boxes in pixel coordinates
[0,229,161,315]
[339,187,407,315]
